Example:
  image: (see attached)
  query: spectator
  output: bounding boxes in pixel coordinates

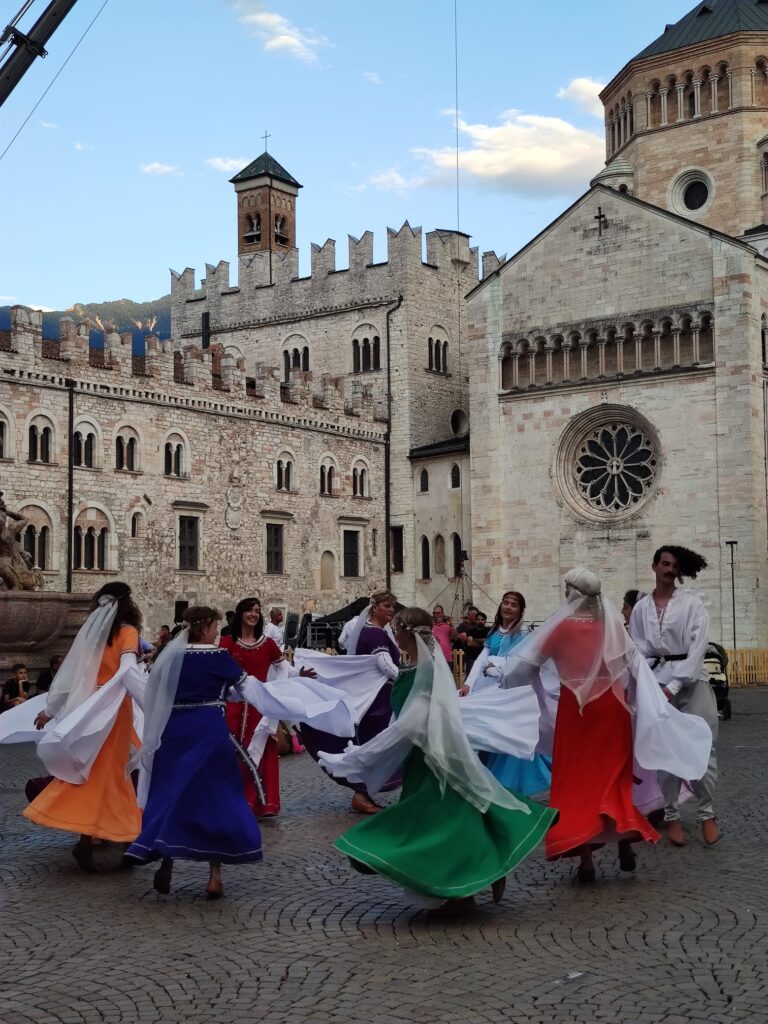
[431,605,454,663]
[263,608,285,650]
[454,606,486,673]
[621,589,644,627]
[219,610,236,638]
[476,612,490,640]
[32,655,63,695]
[151,624,171,663]
[2,663,30,712]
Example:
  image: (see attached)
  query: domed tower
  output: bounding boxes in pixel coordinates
[593,0,768,238]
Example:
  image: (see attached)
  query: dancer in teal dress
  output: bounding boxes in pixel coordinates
[465,592,552,797]
[320,607,556,910]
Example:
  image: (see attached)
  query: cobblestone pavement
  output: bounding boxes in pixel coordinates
[1,690,766,1024]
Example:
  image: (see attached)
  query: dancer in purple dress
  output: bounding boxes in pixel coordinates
[300,590,399,815]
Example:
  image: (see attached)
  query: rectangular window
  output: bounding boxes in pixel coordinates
[179,516,199,571]
[266,523,284,575]
[390,526,404,573]
[343,529,361,578]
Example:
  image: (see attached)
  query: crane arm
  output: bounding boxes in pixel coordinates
[0,0,79,108]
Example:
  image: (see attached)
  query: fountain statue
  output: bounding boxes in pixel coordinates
[0,492,41,591]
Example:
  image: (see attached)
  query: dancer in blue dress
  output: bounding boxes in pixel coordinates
[463,592,552,797]
[125,606,263,897]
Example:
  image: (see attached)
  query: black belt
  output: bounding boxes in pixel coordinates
[172,700,225,709]
[648,654,687,670]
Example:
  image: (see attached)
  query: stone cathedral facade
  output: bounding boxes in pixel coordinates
[467,0,768,645]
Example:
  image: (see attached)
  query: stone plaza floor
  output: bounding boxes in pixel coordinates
[0,689,766,1024]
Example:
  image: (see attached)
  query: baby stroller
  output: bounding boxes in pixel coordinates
[704,642,731,720]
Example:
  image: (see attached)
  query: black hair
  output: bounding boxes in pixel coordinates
[160,624,170,631]
[11,662,26,672]
[652,546,708,581]
[491,591,526,634]
[89,582,142,645]
[623,589,642,609]
[230,597,263,641]
[50,655,63,666]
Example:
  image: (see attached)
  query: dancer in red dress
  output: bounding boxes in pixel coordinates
[220,598,283,817]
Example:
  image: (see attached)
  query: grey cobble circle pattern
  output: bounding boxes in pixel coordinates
[1,690,767,1024]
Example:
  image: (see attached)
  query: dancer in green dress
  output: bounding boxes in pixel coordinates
[320,607,557,910]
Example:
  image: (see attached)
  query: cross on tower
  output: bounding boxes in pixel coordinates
[262,130,271,153]
[594,206,608,237]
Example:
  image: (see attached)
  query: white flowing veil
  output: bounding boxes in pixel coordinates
[502,568,633,709]
[131,627,189,807]
[344,602,373,656]
[45,596,120,719]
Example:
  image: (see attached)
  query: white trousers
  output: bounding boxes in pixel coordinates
[658,678,718,821]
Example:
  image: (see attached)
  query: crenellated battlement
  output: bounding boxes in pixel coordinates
[1,305,387,434]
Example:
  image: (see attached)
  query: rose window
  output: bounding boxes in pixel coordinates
[574,423,657,513]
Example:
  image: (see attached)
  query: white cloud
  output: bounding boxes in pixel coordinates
[140,162,183,176]
[74,141,93,151]
[556,77,606,119]
[363,70,382,85]
[232,2,328,64]
[0,295,15,303]
[39,120,58,130]
[206,156,249,173]
[367,167,425,197]
[412,109,605,198]
[28,304,55,312]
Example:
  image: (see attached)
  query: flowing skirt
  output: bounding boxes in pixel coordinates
[334,746,556,898]
[23,695,141,843]
[125,706,263,865]
[300,683,399,794]
[225,702,279,816]
[483,752,552,797]
[545,688,659,859]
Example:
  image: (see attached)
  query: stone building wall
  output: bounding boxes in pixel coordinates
[468,185,768,646]
[0,307,388,632]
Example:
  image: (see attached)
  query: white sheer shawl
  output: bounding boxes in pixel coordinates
[319,636,532,815]
[45,596,120,718]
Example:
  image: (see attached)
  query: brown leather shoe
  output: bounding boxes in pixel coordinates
[351,792,382,815]
[665,820,686,846]
[701,818,721,845]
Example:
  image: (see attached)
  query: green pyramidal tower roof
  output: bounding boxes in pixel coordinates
[229,152,302,188]
[635,0,768,60]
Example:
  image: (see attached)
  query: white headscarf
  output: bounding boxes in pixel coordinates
[502,566,633,709]
[45,596,120,719]
[131,627,190,807]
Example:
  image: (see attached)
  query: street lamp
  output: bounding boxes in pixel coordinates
[725,540,737,652]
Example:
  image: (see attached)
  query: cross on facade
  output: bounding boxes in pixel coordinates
[262,130,271,153]
[594,206,608,236]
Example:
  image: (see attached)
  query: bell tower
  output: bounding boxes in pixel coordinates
[230,152,302,258]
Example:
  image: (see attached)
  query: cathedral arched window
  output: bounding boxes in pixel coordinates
[283,350,291,383]
[716,63,730,111]
[420,536,431,580]
[754,58,768,106]
[434,338,442,372]
[500,343,514,389]
[433,534,446,576]
[73,421,99,469]
[442,341,449,373]
[419,468,429,493]
[428,337,434,370]
[302,346,309,372]
[320,457,337,496]
[352,339,361,373]
[362,338,372,372]
[276,454,294,492]
[450,463,461,489]
[274,215,289,246]
[115,428,139,472]
[18,505,52,570]
[451,533,464,578]
[352,460,370,498]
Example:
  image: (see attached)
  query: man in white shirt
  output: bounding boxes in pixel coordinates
[629,545,719,846]
[263,608,285,650]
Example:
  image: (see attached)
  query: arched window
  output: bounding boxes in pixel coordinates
[761,152,768,195]
[362,338,372,372]
[18,506,53,570]
[73,431,82,467]
[428,337,434,370]
[320,550,336,591]
[292,347,301,369]
[28,417,54,463]
[420,536,431,580]
[0,412,10,460]
[275,215,288,245]
[126,437,137,471]
[442,341,449,373]
[450,463,461,489]
[302,346,309,372]
[276,456,294,492]
[243,212,261,243]
[352,339,361,373]
[73,424,97,468]
[352,462,369,498]
[451,534,464,578]
[164,434,187,478]
[283,350,291,383]
[359,468,367,497]
[352,467,359,496]
[320,459,337,496]
[372,337,380,370]
[500,344,514,389]
[434,534,446,576]
[419,468,429,492]
[115,436,125,470]
[73,509,110,570]
[434,339,442,372]
[131,512,140,538]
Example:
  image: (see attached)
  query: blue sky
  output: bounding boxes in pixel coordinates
[0,0,694,310]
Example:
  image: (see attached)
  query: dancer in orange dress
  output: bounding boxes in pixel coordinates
[24,582,144,870]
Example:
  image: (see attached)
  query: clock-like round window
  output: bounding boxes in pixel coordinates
[555,406,661,522]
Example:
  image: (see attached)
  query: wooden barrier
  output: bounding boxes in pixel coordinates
[725,649,768,687]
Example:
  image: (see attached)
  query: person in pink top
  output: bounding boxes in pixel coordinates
[431,605,455,663]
